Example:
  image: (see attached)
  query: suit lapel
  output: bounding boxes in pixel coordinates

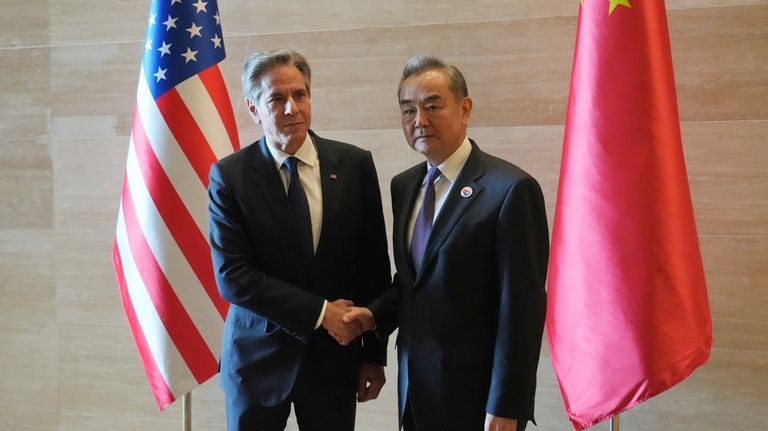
[414,143,485,288]
[248,138,304,256]
[394,163,427,285]
[314,133,341,262]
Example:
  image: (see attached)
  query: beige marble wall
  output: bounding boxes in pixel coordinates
[1,1,766,430]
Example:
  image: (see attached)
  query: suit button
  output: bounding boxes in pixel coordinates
[415,293,421,300]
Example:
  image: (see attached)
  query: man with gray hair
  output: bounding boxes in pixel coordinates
[208,50,391,430]
[343,54,549,431]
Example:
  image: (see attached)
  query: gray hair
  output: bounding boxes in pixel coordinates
[397,54,469,101]
[242,50,312,102]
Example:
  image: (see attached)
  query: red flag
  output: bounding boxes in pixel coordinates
[112,0,238,409]
[546,1,712,429]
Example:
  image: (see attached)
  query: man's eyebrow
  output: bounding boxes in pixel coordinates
[399,94,442,106]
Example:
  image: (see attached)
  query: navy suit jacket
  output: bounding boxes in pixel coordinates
[370,142,548,430]
[208,131,390,406]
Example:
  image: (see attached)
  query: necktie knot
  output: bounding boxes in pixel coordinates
[425,166,441,186]
[284,156,300,176]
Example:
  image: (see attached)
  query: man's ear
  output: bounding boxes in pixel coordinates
[246,99,260,124]
[461,96,473,125]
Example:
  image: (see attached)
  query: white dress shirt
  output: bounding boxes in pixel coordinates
[407,137,472,249]
[265,134,327,328]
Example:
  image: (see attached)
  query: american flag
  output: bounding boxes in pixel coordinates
[112,0,239,409]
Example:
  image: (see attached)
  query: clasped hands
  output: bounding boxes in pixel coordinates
[322,300,385,402]
[321,299,376,345]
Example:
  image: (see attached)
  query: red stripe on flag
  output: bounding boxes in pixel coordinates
[199,65,241,153]
[119,175,218,382]
[113,238,176,409]
[155,88,219,187]
[132,107,229,319]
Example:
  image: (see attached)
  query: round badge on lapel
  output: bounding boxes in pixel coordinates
[460,186,473,198]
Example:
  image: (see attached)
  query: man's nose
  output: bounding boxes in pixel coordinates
[284,98,296,115]
[414,110,428,128]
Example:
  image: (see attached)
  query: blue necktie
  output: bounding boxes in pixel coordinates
[411,166,441,273]
[284,157,314,260]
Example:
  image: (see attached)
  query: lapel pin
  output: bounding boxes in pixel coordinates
[460,186,473,198]
[329,173,338,180]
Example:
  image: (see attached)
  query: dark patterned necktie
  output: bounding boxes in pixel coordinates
[284,157,314,259]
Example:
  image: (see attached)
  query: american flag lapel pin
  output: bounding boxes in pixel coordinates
[330,173,338,180]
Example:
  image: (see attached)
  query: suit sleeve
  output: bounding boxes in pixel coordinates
[486,175,549,421]
[368,274,401,339]
[368,175,405,338]
[355,151,392,364]
[208,162,324,343]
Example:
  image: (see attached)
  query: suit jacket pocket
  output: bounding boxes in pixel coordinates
[231,306,279,333]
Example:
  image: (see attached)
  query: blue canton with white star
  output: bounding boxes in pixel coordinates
[142,0,226,98]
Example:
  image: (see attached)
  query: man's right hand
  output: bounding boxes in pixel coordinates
[323,299,363,345]
[342,307,376,333]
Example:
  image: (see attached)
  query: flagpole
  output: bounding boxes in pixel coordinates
[610,414,619,431]
[183,392,191,431]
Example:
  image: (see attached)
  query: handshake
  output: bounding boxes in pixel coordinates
[321,299,377,345]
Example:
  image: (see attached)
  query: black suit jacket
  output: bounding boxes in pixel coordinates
[208,131,390,406]
[370,142,548,430]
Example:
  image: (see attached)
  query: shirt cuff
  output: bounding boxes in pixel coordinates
[314,300,328,329]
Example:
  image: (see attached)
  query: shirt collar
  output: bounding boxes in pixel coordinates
[266,133,317,170]
[424,136,472,185]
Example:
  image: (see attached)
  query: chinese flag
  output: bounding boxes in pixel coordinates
[546,1,713,429]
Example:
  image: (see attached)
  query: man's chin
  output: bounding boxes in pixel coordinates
[282,131,309,152]
[411,139,433,155]
[283,123,308,133]
[286,128,308,140]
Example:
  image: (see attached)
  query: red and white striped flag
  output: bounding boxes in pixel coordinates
[113,0,239,409]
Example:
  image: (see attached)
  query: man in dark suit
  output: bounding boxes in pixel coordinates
[208,50,391,431]
[342,55,549,431]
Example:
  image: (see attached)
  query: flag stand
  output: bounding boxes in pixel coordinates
[183,392,191,431]
[610,414,619,430]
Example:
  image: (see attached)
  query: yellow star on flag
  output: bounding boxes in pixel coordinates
[609,0,632,14]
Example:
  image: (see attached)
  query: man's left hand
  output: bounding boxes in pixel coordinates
[356,363,386,402]
[485,413,518,431]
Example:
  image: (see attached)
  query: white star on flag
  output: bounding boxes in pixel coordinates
[193,0,208,13]
[153,67,167,82]
[163,15,178,30]
[157,41,172,57]
[186,22,203,38]
[181,47,199,63]
[211,34,222,48]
